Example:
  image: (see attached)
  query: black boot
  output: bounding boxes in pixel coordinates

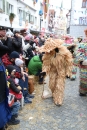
[79,93,86,96]
[7,116,20,125]
[12,114,18,118]
[0,127,5,130]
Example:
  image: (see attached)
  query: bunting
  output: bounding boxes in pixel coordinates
[43,0,49,19]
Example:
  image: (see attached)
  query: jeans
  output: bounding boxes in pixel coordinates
[10,101,20,116]
[19,76,28,98]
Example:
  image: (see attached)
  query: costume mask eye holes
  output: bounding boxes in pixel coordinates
[55,48,59,53]
[54,48,59,58]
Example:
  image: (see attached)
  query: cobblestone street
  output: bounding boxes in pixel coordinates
[8,70,87,130]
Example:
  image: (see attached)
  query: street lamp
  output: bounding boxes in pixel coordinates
[39,10,43,31]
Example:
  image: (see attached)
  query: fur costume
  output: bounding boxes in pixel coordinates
[39,38,73,105]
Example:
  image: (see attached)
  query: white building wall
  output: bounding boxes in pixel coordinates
[70,0,87,37]
[0,0,42,30]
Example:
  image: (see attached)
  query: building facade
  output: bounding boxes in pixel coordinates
[0,0,48,31]
[70,0,87,38]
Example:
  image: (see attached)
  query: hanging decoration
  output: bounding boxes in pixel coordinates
[33,0,38,6]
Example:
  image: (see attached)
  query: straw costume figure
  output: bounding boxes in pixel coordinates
[39,38,73,105]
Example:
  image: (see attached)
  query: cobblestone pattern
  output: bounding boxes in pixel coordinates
[8,70,87,130]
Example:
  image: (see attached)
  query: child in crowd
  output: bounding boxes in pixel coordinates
[6,65,21,125]
[14,58,34,104]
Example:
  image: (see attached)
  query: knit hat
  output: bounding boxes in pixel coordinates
[13,30,20,35]
[9,51,19,59]
[6,65,16,74]
[15,58,23,66]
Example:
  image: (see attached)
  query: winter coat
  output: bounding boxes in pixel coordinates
[1,53,12,67]
[0,40,9,57]
[0,68,7,102]
[0,58,8,103]
[28,55,42,75]
[7,76,20,94]
[12,35,22,53]
[5,36,22,53]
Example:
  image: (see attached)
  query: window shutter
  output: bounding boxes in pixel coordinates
[23,11,25,21]
[6,1,9,15]
[33,16,34,23]
[29,14,30,22]
[3,0,5,12]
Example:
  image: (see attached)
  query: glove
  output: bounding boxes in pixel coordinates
[40,72,46,77]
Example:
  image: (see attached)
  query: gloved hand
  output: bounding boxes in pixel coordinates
[40,72,46,77]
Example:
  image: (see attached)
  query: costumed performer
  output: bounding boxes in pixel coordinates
[39,38,73,106]
[76,29,87,96]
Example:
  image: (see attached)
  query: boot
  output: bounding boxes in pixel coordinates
[24,98,32,104]
[12,114,18,118]
[79,93,86,96]
[26,94,34,98]
[0,127,5,130]
[7,116,20,125]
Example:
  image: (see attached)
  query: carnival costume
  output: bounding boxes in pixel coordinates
[76,38,87,96]
[39,38,73,105]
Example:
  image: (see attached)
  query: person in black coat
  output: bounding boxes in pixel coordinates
[0,40,10,57]
[12,30,22,54]
[4,30,22,54]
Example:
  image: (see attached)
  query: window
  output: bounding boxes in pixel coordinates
[0,0,3,10]
[23,11,26,21]
[0,0,5,12]
[35,17,37,24]
[18,9,23,19]
[25,12,30,22]
[30,15,34,23]
[6,2,13,14]
[82,0,87,8]
[79,17,87,25]
[9,4,13,13]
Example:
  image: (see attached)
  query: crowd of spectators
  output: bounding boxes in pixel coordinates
[0,28,47,129]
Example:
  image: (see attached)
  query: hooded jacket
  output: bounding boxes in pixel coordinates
[28,55,42,75]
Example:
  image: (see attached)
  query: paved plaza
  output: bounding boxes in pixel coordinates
[8,70,87,130]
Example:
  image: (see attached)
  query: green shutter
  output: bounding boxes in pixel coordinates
[6,1,9,15]
[23,11,25,21]
[3,0,5,12]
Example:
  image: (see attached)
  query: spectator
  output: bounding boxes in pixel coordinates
[15,58,34,103]
[1,51,19,67]
[9,51,20,64]
[28,54,44,84]
[12,30,22,54]
[0,39,11,129]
